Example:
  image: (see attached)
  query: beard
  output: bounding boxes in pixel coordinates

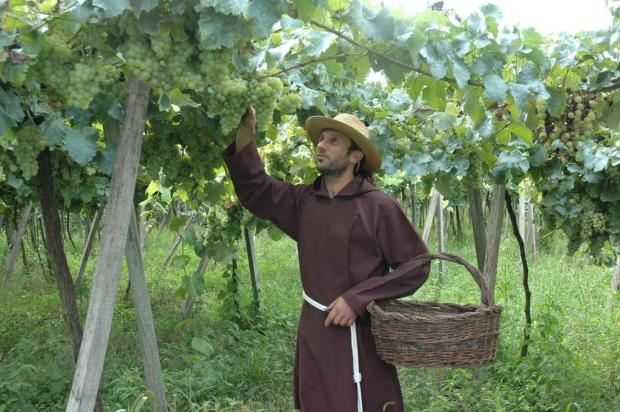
[316,152,349,176]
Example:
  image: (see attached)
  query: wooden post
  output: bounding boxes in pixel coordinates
[75,208,103,286]
[422,188,440,244]
[527,202,537,264]
[482,184,505,305]
[612,254,620,292]
[67,75,150,412]
[2,202,32,284]
[467,187,487,271]
[518,193,526,242]
[244,226,263,312]
[437,191,445,273]
[125,209,167,411]
[409,183,417,229]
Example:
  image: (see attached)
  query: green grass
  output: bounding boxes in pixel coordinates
[0,224,619,411]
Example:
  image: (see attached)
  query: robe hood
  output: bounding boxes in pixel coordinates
[312,175,378,198]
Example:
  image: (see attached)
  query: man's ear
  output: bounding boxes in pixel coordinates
[350,150,364,164]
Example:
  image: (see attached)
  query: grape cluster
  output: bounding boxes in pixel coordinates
[580,209,605,239]
[554,194,610,256]
[141,110,229,190]
[33,33,73,105]
[33,32,119,109]
[535,91,614,155]
[122,29,205,92]
[251,77,283,132]
[206,78,250,134]
[199,48,232,86]
[277,92,303,114]
[13,125,47,180]
[205,77,284,134]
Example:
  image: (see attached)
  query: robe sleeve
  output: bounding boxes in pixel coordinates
[342,199,430,318]
[222,140,300,240]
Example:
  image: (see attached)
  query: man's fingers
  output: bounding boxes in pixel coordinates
[324,311,335,327]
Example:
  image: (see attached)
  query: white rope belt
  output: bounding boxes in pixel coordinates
[302,291,363,412]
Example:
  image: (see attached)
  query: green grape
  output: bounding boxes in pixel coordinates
[277,92,303,114]
[66,62,101,108]
[249,77,283,132]
[13,125,46,180]
[199,49,232,87]
[206,77,250,134]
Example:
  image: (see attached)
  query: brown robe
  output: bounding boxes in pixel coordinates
[223,141,430,411]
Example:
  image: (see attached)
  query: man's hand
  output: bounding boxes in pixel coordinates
[236,105,256,153]
[324,296,357,327]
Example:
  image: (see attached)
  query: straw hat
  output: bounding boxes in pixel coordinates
[305,113,381,173]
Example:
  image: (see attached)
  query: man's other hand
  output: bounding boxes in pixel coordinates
[236,105,256,152]
[324,296,357,327]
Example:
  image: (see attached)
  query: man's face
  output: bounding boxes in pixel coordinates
[315,129,356,176]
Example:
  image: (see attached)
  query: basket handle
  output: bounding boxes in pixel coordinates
[408,252,493,306]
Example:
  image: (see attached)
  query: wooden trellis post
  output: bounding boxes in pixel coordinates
[2,202,32,284]
[482,184,505,305]
[467,187,487,271]
[125,209,167,411]
[67,75,150,412]
[421,187,446,273]
[244,226,263,312]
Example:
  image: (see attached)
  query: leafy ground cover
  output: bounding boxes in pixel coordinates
[1,225,619,411]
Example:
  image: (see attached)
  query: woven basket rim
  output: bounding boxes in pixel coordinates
[367,252,502,367]
[368,299,503,322]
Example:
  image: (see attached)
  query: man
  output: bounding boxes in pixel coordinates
[222,106,430,411]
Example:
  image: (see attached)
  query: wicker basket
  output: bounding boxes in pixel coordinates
[367,252,502,367]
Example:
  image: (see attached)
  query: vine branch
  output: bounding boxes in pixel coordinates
[310,20,485,88]
[254,52,356,80]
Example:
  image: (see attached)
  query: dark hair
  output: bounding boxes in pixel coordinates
[347,141,374,184]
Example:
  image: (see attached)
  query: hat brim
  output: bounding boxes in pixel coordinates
[306,116,381,173]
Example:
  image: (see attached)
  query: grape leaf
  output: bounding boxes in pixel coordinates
[433,111,457,131]
[360,7,395,42]
[0,88,24,124]
[129,0,158,15]
[198,12,247,49]
[506,122,533,143]
[450,57,470,88]
[603,99,620,129]
[545,87,567,117]
[93,0,130,17]
[292,0,322,22]
[420,45,447,79]
[98,142,117,176]
[483,74,507,101]
[496,150,529,173]
[300,30,335,57]
[509,83,530,112]
[158,89,200,111]
[199,0,246,16]
[0,112,14,136]
[65,127,99,166]
[422,80,447,111]
[20,31,43,56]
[41,118,68,146]
[463,87,486,126]
[267,39,297,64]
[247,0,290,39]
